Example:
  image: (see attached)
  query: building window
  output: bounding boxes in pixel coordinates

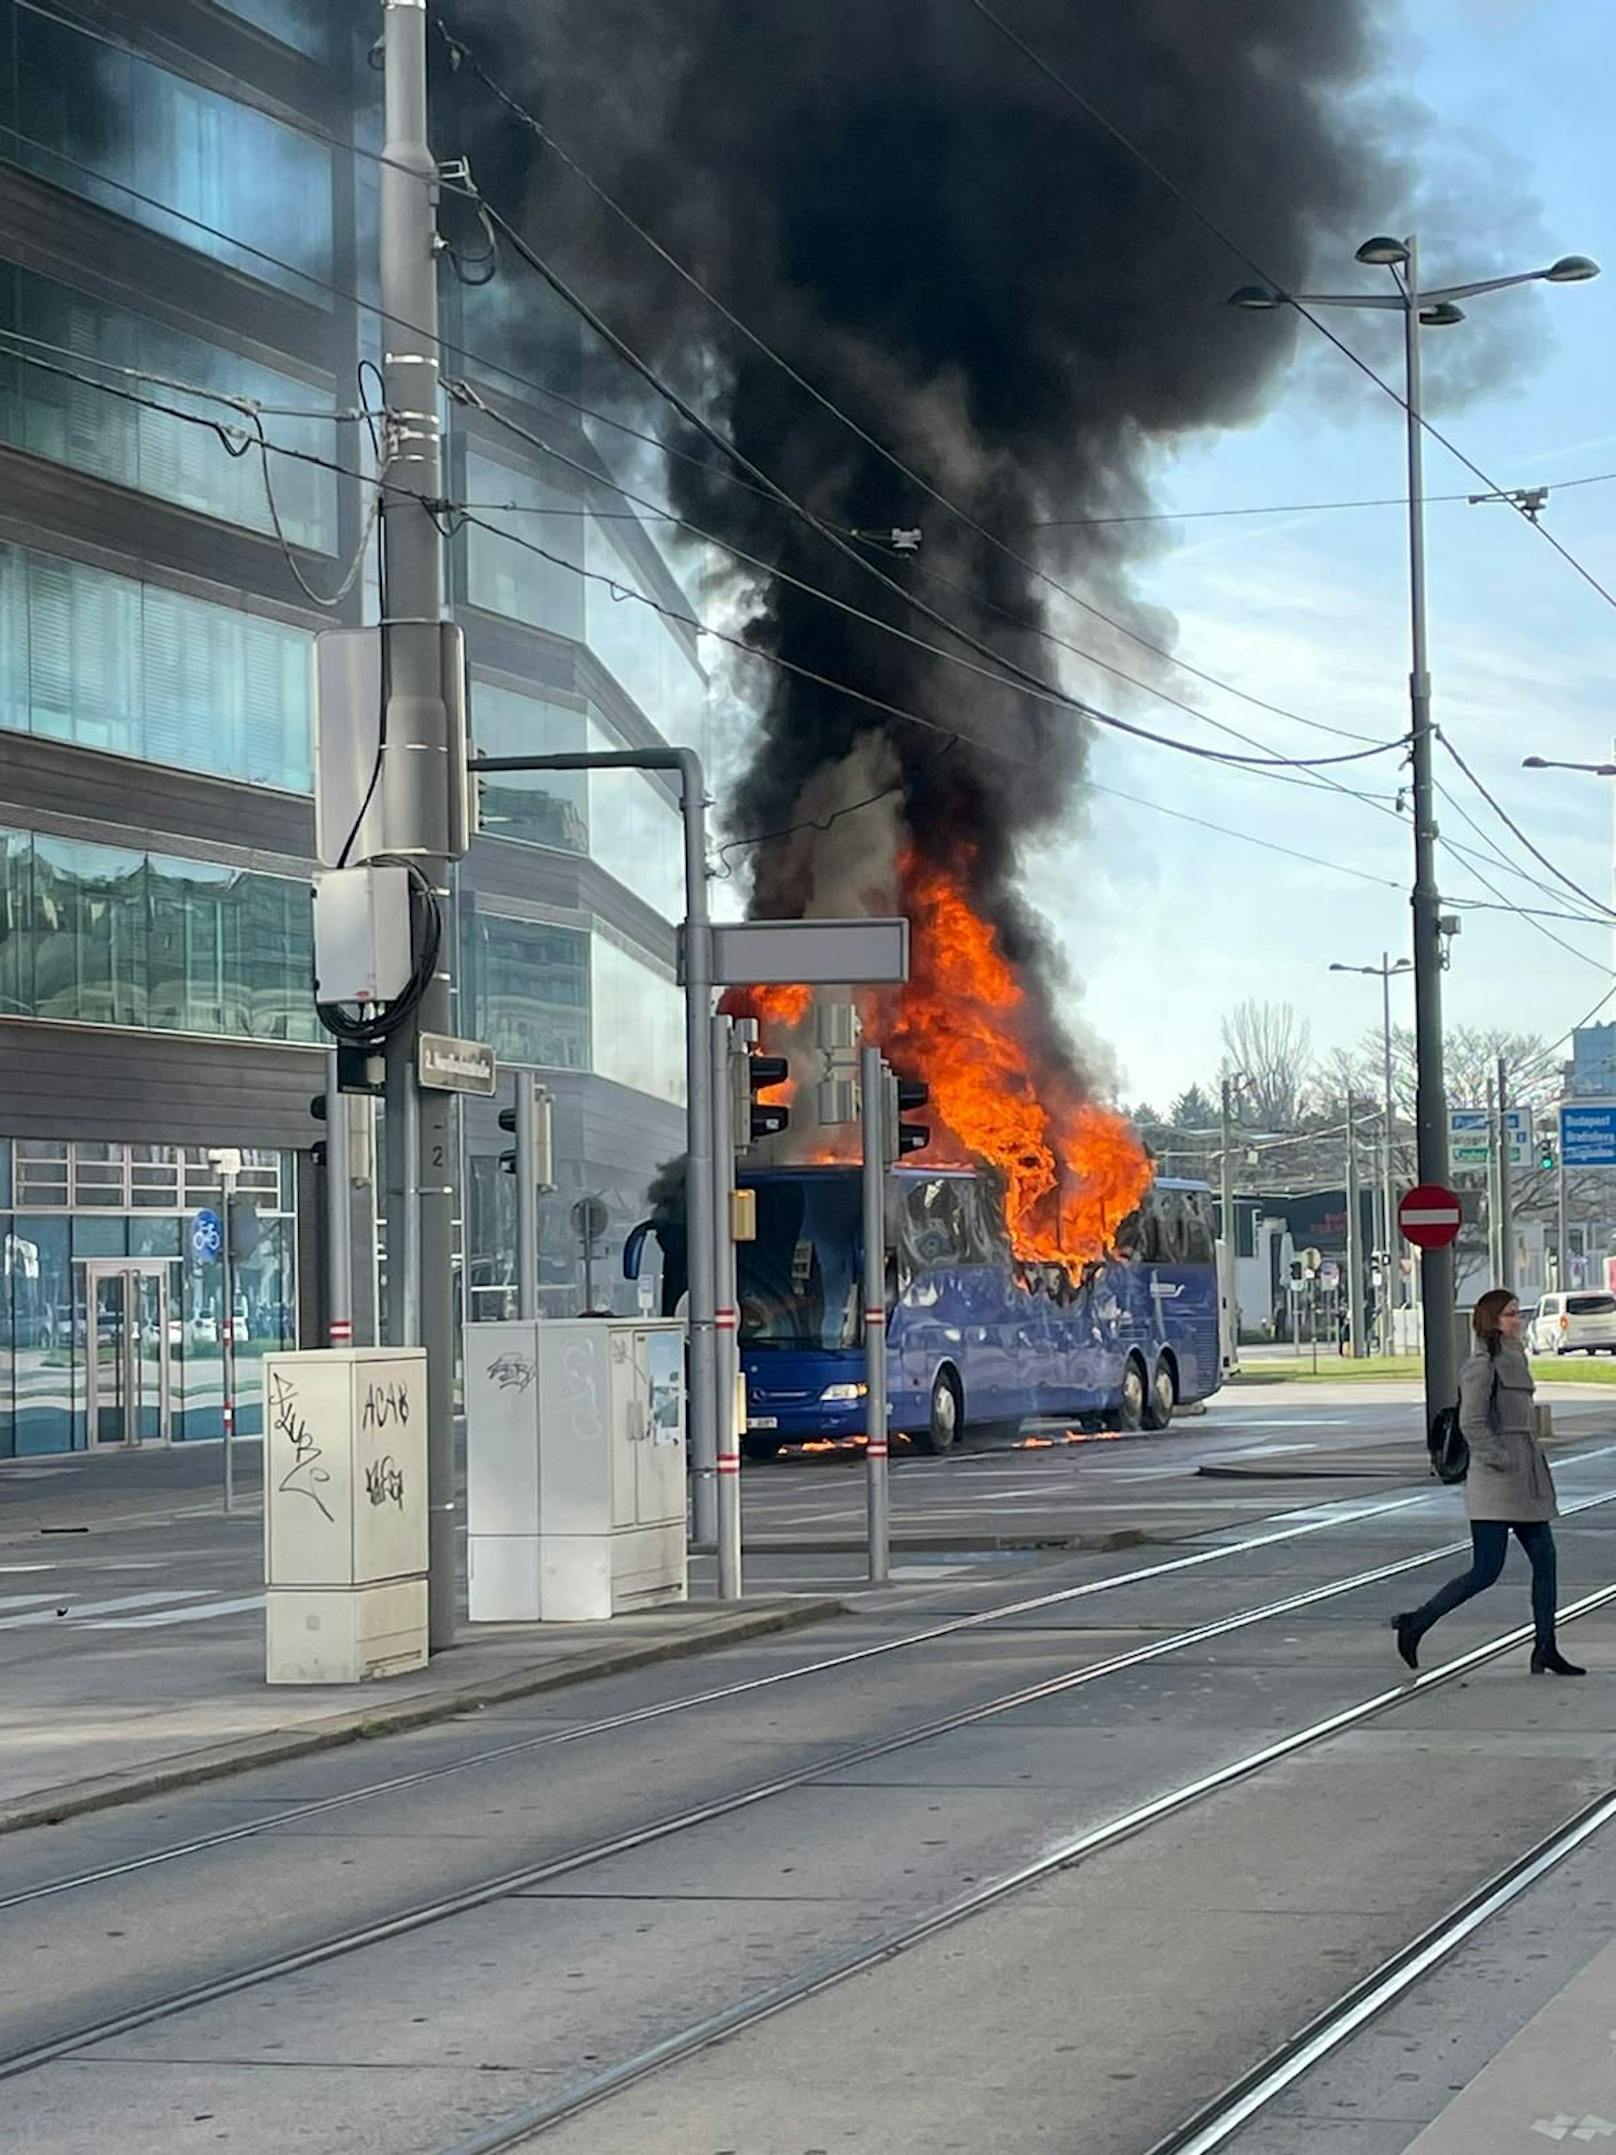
[0,827,316,1043]
[586,718,683,922]
[211,0,334,60]
[590,934,685,1106]
[462,910,590,1072]
[462,448,584,638]
[0,542,312,789]
[11,9,335,303]
[584,515,707,752]
[0,266,339,549]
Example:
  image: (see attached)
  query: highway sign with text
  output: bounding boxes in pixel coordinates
[1561,1101,1616,1169]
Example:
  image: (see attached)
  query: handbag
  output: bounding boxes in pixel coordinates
[1427,1360,1498,1485]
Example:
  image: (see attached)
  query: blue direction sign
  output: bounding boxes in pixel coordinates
[190,1207,223,1264]
[1561,1103,1616,1169]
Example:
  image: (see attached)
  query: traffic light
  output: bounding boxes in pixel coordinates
[310,1092,328,1171]
[1540,1139,1557,1172]
[885,1070,931,1163]
[498,1078,555,1183]
[730,1040,791,1152]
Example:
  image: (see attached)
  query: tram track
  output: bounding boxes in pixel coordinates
[1,1488,1441,1914]
[9,1500,1616,2098]
[418,1575,1616,2154]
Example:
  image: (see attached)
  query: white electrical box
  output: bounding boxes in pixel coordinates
[263,1347,429,1683]
[313,865,413,1007]
[465,1319,687,1623]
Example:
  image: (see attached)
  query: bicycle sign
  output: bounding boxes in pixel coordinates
[191,1208,224,1265]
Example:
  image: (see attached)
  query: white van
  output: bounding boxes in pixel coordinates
[1530,1291,1616,1355]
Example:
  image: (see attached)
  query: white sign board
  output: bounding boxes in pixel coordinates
[1449,1106,1532,1171]
[705,917,910,987]
[418,1032,497,1096]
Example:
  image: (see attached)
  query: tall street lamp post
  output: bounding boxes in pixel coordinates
[1331,956,1412,1355]
[1233,242,1598,1428]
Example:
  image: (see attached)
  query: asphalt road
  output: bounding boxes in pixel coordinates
[6,1387,1616,2153]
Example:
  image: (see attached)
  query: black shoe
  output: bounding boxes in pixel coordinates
[1393,1613,1421,1671]
[1531,1644,1586,1676]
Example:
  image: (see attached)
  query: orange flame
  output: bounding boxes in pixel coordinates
[864,856,1153,1269]
[722,983,812,1029]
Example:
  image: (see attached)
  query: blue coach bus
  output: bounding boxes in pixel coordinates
[627,1165,1222,1461]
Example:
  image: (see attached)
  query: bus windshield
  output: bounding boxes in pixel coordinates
[737,1173,863,1350]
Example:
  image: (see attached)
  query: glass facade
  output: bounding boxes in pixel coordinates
[463,447,585,638]
[584,515,707,752]
[213,0,334,60]
[0,265,339,549]
[0,541,312,788]
[0,828,317,1042]
[471,681,683,921]
[8,6,335,302]
[462,910,591,1073]
[0,1143,295,1457]
[591,934,685,1106]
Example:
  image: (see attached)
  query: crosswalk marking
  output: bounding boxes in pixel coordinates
[0,1588,214,1631]
[86,1594,265,1630]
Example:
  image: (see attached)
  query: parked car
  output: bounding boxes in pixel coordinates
[1529,1291,1616,1355]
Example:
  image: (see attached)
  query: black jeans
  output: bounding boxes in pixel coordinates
[1411,1520,1559,1646]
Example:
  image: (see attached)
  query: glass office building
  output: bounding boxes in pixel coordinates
[0,2,700,1454]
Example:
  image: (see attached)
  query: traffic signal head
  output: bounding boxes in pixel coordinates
[749,1054,791,1143]
[892,1071,930,1158]
[498,1100,518,1177]
[310,1092,328,1169]
[1540,1140,1557,1172]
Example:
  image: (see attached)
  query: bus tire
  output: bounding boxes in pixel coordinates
[915,1368,962,1456]
[742,1433,784,1463]
[1143,1355,1176,1433]
[1118,1355,1148,1433]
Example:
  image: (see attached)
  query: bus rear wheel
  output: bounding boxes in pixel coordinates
[915,1369,961,1456]
[1118,1356,1148,1433]
[1143,1356,1176,1433]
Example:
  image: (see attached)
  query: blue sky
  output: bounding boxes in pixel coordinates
[1051,0,1616,1109]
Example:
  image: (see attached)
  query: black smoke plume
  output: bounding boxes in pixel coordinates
[442,1,1405,1077]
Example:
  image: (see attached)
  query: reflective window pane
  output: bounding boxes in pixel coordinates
[584,516,707,751]
[472,685,588,851]
[590,936,685,1105]
[14,13,335,303]
[0,268,339,548]
[463,450,584,637]
[463,911,590,1071]
[213,0,334,60]
[585,717,682,921]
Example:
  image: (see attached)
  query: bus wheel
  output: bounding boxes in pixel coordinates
[1118,1356,1148,1433]
[742,1433,784,1463]
[916,1369,961,1455]
[1143,1356,1176,1433]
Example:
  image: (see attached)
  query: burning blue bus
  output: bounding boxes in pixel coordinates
[627,1164,1221,1459]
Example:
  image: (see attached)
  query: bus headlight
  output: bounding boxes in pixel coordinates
[820,1382,868,1402]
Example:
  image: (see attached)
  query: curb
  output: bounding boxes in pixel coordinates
[0,1596,844,1840]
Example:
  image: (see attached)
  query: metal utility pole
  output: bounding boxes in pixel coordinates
[1557,1126,1569,1289]
[710,1015,742,1600]
[1398,237,1458,1425]
[1496,1052,1515,1290]
[513,1074,539,1321]
[861,1045,890,1585]
[1378,955,1398,1355]
[324,1046,354,1346]
[380,0,458,1648]
[1345,1098,1365,1358]
[219,1163,238,1512]
[1218,1073,1246,1342]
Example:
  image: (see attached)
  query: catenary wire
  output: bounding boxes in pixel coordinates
[1024,470,1616,527]
[963,0,1616,618]
[1438,733,1616,923]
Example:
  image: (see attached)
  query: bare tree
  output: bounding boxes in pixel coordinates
[1221,1000,1314,1131]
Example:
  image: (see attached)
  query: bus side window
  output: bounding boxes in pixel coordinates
[1181,1192,1216,1266]
[1115,1208,1146,1262]
[903,1178,969,1272]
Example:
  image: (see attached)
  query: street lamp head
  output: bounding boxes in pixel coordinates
[1227,284,1283,310]
[1544,254,1600,283]
[1419,301,1466,327]
[1522,755,1551,769]
[1355,235,1410,267]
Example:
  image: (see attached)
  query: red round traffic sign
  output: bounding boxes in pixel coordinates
[1398,1183,1463,1250]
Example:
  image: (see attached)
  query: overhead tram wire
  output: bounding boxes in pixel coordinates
[963,0,1616,621]
[1438,734,1616,923]
[1024,469,1616,528]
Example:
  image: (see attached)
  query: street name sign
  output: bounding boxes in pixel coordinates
[1561,1101,1616,1169]
[1399,1183,1463,1250]
[705,917,910,987]
[417,1033,497,1096]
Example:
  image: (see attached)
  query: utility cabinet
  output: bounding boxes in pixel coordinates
[465,1319,687,1622]
[262,1348,429,1683]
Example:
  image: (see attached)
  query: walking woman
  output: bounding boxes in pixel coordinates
[1393,1288,1583,1676]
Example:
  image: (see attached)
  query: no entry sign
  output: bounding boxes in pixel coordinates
[1398,1183,1462,1250]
